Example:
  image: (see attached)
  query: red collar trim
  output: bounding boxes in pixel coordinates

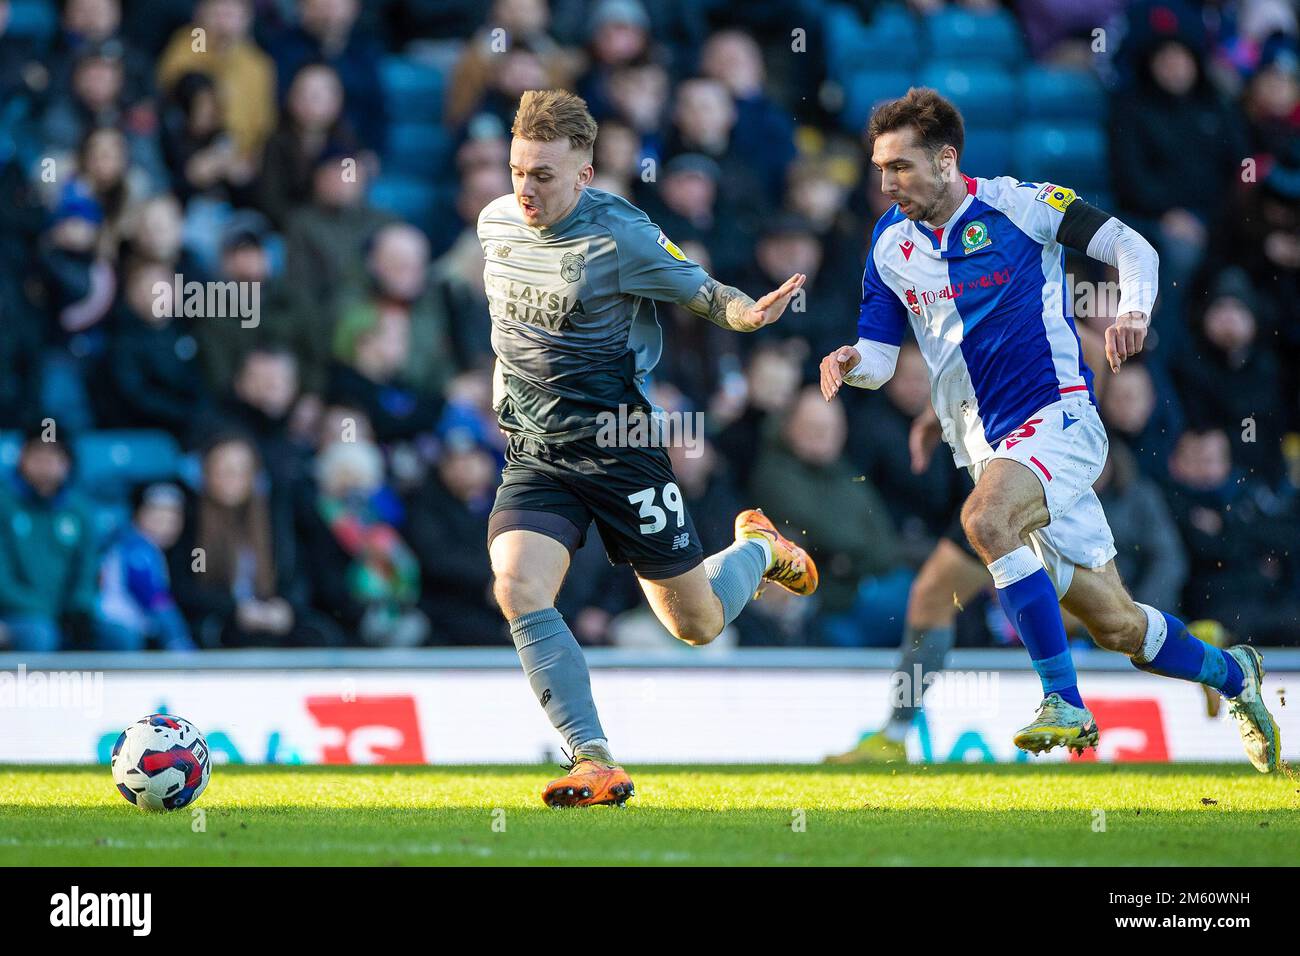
[962,174,977,196]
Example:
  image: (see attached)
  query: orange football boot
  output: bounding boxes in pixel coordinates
[735,508,819,597]
[542,752,635,808]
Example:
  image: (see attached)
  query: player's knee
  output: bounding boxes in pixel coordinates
[669,618,719,647]
[960,500,1005,556]
[1089,605,1145,655]
[493,570,554,620]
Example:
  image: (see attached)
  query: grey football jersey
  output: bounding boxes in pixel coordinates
[478,187,708,443]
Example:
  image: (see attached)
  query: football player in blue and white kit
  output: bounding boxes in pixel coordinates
[820,88,1279,771]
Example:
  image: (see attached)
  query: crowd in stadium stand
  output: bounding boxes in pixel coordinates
[0,0,1297,652]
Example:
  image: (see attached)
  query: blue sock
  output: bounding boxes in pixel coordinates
[1131,605,1244,697]
[989,547,1084,708]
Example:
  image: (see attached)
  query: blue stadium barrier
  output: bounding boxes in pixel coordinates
[825,2,920,81]
[380,55,444,124]
[1012,122,1108,193]
[923,7,1024,68]
[840,69,914,134]
[917,63,1017,128]
[1019,66,1106,123]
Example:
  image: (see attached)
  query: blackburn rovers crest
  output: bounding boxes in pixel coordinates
[560,252,586,282]
[961,220,991,254]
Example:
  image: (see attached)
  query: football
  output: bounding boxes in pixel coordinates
[110,715,211,812]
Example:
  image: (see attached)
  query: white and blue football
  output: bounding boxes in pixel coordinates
[111,714,211,812]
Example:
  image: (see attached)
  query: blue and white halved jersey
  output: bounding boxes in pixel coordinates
[858,175,1095,467]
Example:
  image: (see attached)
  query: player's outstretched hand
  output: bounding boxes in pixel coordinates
[819,344,861,401]
[740,273,805,331]
[1105,311,1148,373]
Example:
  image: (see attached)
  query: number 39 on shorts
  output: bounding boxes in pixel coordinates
[627,483,685,535]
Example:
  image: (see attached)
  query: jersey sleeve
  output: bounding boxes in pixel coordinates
[610,205,709,304]
[857,245,907,346]
[994,179,1080,246]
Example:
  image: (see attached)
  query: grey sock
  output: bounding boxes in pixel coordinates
[890,625,956,728]
[509,608,605,751]
[704,539,769,625]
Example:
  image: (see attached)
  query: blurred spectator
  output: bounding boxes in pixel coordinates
[576,0,653,120]
[0,425,98,652]
[1166,428,1300,644]
[156,0,277,161]
[712,339,803,490]
[282,148,393,324]
[1111,7,1249,363]
[194,211,297,393]
[358,222,458,396]
[664,76,764,206]
[39,42,167,193]
[640,153,752,277]
[1243,33,1300,159]
[445,0,576,127]
[327,300,442,443]
[1099,360,1182,481]
[1095,438,1188,613]
[159,71,257,205]
[1173,267,1285,480]
[48,0,152,105]
[256,62,358,228]
[95,481,196,651]
[738,213,856,361]
[299,438,429,645]
[749,387,905,646]
[844,343,970,569]
[73,125,153,261]
[36,180,116,431]
[699,29,795,197]
[105,258,209,438]
[406,432,502,644]
[269,0,388,153]
[168,434,342,647]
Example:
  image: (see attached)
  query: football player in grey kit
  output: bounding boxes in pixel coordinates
[480,90,818,807]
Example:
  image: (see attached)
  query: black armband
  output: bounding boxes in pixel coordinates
[1056,198,1112,253]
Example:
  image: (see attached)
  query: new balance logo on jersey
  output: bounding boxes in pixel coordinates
[671,533,691,551]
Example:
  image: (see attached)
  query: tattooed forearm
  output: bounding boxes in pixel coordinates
[686,277,757,332]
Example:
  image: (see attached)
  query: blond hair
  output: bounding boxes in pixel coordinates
[511,89,598,156]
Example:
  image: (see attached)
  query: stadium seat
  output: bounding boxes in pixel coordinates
[825,3,921,81]
[917,63,1016,129]
[0,432,20,473]
[73,431,181,501]
[6,0,57,44]
[380,56,444,124]
[1011,123,1108,193]
[840,70,914,134]
[923,7,1024,68]
[384,123,454,177]
[960,128,1013,179]
[90,502,131,541]
[1019,66,1106,123]
[368,175,457,246]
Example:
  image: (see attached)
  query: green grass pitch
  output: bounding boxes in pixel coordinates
[2,763,1296,866]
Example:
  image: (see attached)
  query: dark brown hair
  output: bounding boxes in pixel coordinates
[867,87,964,160]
